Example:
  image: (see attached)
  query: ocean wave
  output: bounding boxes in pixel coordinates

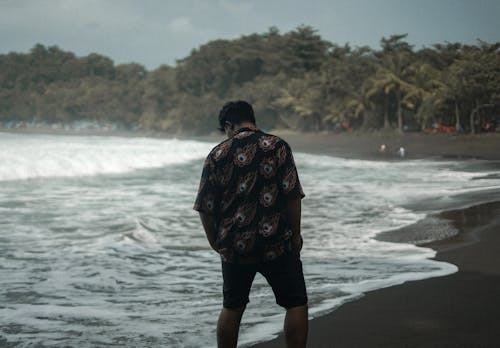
[0,134,214,181]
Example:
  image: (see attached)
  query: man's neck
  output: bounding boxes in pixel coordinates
[233,122,257,132]
[225,122,257,138]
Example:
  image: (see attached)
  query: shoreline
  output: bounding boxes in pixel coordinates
[2,127,500,161]
[3,127,500,347]
[252,200,500,347]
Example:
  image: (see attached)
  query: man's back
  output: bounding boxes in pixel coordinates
[194,126,304,264]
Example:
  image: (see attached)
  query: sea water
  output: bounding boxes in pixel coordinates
[1,133,499,347]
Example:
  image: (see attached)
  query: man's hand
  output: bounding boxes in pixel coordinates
[199,212,218,253]
[291,234,303,254]
[285,198,303,255]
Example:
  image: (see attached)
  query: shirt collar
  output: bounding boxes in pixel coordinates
[234,125,259,134]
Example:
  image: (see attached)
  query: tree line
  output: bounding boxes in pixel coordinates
[1,26,499,135]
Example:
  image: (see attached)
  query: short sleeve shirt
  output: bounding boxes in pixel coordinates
[194,127,305,263]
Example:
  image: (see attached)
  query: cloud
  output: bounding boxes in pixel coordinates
[165,15,219,46]
[1,0,498,69]
[217,0,254,15]
[168,16,195,34]
[0,0,147,41]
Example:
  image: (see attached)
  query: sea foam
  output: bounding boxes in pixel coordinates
[0,133,213,181]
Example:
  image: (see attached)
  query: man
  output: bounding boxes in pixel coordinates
[194,101,308,348]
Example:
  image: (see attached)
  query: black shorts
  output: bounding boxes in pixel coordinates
[221,252,308,309]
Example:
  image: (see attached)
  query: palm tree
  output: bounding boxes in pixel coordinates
[274,74,324,131]
[404,62,448,130]
[364,35,416,132]
[447,42,500,134]
[373,52,416,132]
[343,85,377,129]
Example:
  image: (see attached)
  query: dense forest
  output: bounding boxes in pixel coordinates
[1,26,499,135]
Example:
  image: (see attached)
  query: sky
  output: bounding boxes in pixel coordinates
[1,0,499,70]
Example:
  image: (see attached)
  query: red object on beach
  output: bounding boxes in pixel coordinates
[424,125,456,134]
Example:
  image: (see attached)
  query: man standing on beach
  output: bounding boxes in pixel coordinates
[194,101,308,348]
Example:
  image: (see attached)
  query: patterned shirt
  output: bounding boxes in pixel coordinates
[194,126,305,263]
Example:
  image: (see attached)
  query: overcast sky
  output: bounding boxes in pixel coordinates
[1,0,499,70]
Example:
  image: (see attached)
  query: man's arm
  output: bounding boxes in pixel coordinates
[199,212,218,253]
[285,198,303,254]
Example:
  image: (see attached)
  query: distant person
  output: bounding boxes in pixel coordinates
[379,144,387,155]
[397,146,406,158]
[194,101,308,348]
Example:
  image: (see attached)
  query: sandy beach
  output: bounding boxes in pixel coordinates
[251,132,500,348]
[282,131,500,161]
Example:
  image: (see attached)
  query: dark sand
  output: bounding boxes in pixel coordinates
[282,132,500,161]
[252,201,500,348]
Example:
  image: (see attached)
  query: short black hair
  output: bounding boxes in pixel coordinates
[218,100,256,132]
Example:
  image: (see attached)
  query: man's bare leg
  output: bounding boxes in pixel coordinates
[284,305,308,348]
[217,306,246,348]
